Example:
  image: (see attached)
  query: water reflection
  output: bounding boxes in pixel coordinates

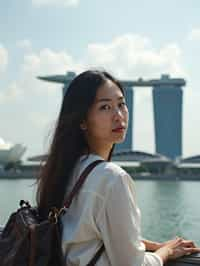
[0,179,36,225]
[135,180,200,245]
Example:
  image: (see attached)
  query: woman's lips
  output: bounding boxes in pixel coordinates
[112,127,126,133]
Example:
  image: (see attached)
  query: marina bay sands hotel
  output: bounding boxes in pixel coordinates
[39,72,185,160]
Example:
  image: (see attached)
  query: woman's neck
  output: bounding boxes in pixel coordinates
[83,145,112,161]
[90,150,110,160]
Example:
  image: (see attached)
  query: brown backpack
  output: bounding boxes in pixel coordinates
[0,160,104,266]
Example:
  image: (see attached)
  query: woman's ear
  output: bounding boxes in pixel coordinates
[80,121,87,130]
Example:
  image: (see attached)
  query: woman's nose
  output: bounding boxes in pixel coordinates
[113,107,123,119]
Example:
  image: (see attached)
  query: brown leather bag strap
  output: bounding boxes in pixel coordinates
[63,160,104,208]
[63,159,105,265]
[86,244,105,266]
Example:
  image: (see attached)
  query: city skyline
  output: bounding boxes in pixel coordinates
[0,1,200,158]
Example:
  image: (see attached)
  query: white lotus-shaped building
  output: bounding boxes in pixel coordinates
[0,138,26,165]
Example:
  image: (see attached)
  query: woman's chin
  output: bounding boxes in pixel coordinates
[114,135,126,144]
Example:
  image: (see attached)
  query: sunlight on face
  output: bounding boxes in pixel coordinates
[83,79,129,150]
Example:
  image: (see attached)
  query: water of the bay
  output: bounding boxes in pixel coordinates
[0,178,200,245]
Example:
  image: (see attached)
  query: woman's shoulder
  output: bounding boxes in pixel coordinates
[89,156,132,187]
[78,154,132,186]
[101,161,135,188]
[93,159,137,207]
[78,154,136,201]
[80,154,126,175]
[100,160,127,178]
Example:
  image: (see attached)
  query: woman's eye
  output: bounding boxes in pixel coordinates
[119,102,126,108]
[100,104,111,110]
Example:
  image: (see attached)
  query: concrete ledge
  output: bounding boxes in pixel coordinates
[166,253,200,266]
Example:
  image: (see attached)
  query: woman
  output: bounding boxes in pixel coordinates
[37,70,200,266]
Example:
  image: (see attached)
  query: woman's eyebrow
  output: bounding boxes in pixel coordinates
[96,96,124,103]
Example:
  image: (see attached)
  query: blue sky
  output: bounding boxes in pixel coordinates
[0,0,200,158]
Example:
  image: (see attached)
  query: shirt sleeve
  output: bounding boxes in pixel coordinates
[96,172,163,266]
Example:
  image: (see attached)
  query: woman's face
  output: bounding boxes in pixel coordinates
[81,79,129,148]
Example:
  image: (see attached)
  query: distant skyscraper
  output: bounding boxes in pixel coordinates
[153,75,184,159]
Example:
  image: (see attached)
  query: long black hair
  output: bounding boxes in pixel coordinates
[36,70,125,217]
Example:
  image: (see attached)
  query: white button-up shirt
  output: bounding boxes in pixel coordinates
[62,154,163,266]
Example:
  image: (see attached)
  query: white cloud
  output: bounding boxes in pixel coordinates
[0,48,83,104]
[16,39,32,50]
[32,0,79,8]
[188,29,200,41]
[0,44,8,73]
[2,34,185,105]
[0,82,23,104]
[85,34,185,79]
[0,48,83,156]
[0,34,186,106]
[20,48,83,95]
[22,48,82,77]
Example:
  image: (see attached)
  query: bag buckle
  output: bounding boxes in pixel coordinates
[20,200,31,208]
[48,207,67,224]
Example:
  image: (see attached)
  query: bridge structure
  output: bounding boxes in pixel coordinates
[38,72,186,159]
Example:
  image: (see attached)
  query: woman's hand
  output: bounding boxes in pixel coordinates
[142,239,162,251]
[155,237,200,263]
